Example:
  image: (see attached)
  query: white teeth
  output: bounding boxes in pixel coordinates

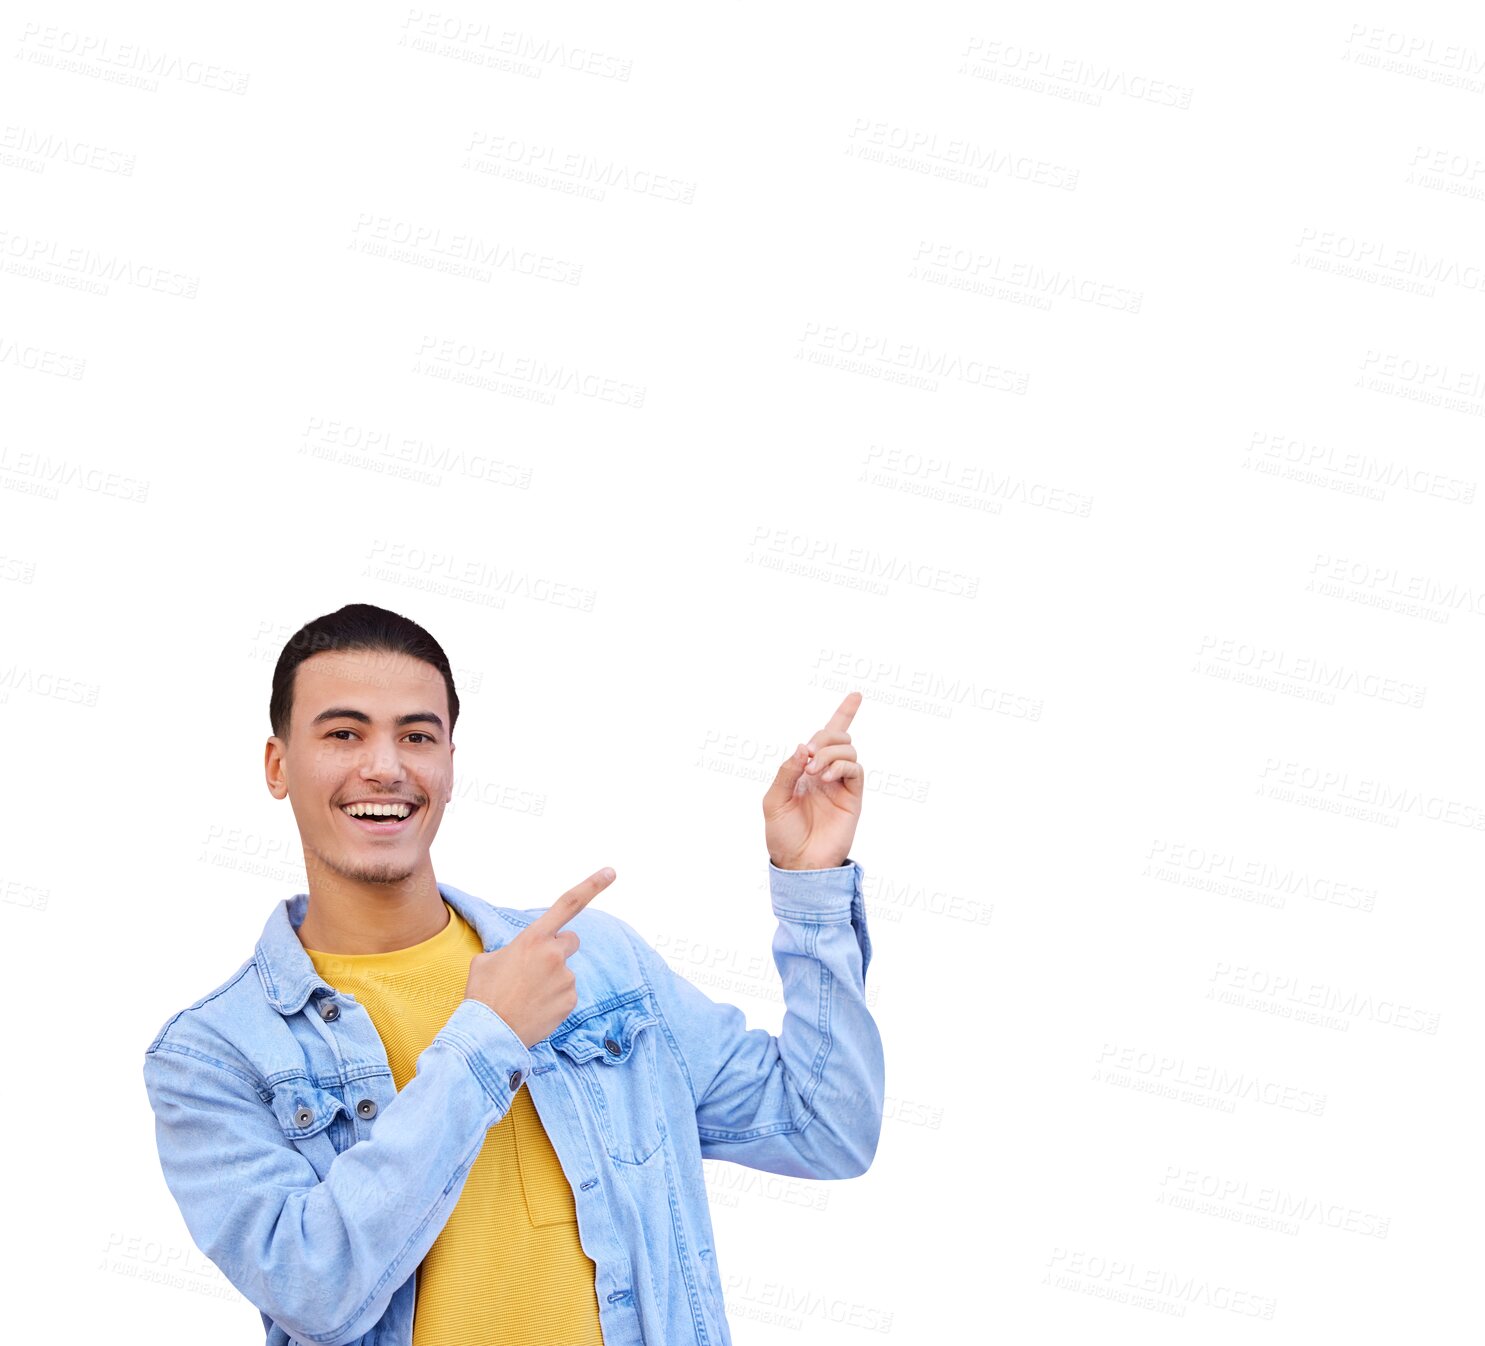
[342,802,413,819]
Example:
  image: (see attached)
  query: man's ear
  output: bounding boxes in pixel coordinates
[265,736,289,800]
[446,740,455,803]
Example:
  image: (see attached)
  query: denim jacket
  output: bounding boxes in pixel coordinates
[142,861,883,1346]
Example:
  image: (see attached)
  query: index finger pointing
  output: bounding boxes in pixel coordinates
[524,867,616,940]
[823,690,863,734]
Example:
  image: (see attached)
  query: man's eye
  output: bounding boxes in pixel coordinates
[327,729,434,743]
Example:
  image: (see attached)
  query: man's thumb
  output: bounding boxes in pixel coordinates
[763,743,810,812]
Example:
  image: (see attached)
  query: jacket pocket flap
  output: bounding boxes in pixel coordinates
[269,1081,350,1139]
[550,998,657,1066]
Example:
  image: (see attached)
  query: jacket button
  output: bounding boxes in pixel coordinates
[604,1038,621,1056]
[356,1098,377,1119]
[294,1107,313,1127]
[319,1000,340,1022]
[508,1069,523,1091]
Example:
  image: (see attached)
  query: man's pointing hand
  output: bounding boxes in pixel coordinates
[463,867,616,1049]
[763,691,864,870]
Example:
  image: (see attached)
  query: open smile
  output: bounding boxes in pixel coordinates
[337,801,421,836]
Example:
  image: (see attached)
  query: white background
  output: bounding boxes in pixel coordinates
[2,2,1482,1342]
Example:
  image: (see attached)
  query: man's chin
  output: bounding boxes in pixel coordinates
[311,848,420,887]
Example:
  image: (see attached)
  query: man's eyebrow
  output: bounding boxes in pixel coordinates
[311,708,446,732]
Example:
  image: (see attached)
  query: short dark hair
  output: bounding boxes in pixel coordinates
[269,603,460,741]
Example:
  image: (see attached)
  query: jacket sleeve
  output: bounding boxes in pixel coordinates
[141,997,532,1346]
[622,859,885,1179]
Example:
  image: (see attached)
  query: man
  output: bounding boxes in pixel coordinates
[142,603,885,1346]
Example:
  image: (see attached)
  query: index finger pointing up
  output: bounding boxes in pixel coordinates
[523,867,616,941]
[823,690,863,734]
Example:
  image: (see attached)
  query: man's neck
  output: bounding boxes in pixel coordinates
[295,870,450,955]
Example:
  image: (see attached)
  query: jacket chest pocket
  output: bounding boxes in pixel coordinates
[550,999,665,1165]
[268,1080,353,1179]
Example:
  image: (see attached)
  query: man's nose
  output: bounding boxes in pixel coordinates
[357,735,406,781]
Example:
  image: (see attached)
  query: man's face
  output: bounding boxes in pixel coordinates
[264,648,455,888]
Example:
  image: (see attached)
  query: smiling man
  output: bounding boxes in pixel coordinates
[142,603,885,1346]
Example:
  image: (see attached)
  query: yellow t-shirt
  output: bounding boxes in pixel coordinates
[303,900,604,1346]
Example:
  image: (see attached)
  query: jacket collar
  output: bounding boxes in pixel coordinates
[254,881,514,1015]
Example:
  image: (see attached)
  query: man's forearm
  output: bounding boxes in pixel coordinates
[144,998,532,1345]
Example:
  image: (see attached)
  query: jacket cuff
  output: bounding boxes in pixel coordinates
[768,857,874,987]
[768,858,862,923]
[436,998,535,1107]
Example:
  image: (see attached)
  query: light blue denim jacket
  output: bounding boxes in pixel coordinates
[142,861,883,1346]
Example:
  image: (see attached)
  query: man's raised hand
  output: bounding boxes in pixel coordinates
[463,867,616,1048]
[763,691,864,870]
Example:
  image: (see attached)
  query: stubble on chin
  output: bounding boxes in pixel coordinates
[309,846,418,887]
